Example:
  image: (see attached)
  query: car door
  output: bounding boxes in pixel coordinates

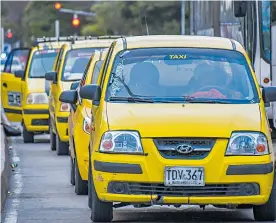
[1,48,30,122]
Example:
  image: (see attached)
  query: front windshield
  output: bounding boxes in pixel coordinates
[29,50,58,78]
[260,1,271,62]
[62,48,101,81]
[106,48,259,104]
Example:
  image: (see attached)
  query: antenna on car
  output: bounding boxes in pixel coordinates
[144,11,149,35]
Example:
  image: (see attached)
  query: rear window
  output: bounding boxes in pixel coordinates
[62,48,102,81]
[28,50,58,78]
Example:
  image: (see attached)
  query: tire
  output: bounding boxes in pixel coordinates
[88,157,92,209]
[23,123,34,143]
[75,158,88,195]
[49,121,56,151]
[70,157,75,186]
[90,174,113,222]
[56,134,69,155]
[253,173,276,221]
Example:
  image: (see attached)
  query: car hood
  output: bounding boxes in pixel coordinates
[27,78,46,93]
[106,103,261,138]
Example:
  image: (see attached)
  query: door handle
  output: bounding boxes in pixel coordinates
[3,83,7,88]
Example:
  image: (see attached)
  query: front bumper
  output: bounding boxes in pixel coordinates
[92,138,274,205]
[23,107,49,132]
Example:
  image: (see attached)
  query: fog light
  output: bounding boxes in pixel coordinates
[113,182,125,194]
[242,183,255,195]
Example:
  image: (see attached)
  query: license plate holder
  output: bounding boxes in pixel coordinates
[8,92,21,106]
[164,166,205,187]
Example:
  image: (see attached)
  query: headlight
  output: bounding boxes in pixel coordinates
[60,103,70,112]
[26,93,48,104]
[99,131,143,154]
[226,132,269,156]
[83,117,91,134]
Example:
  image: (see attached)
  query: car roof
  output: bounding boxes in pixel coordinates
[91,49,108,62]
[115,35,244,53]
[61,39,114,50]
[37,41,68,50]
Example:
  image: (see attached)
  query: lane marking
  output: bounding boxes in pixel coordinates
[3,138,23,223]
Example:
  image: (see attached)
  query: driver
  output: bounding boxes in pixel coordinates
[190,64,243,99]
[189,64,228,99]
[128,62,160,96]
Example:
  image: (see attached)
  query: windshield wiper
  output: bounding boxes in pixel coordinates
[183,98,232,104]
[31,75,45,78]
[109,96,154,103]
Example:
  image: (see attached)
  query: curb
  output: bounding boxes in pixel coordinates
[1,127,10,211]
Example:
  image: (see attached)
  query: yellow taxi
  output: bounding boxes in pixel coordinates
[46,37,119,155]
[60,50,108,195]
[1,38,67,143]
[74,35,276,222]
[1,48,30,122]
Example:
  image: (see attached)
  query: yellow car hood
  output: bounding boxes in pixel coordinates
[106,103,261,138]
[27,78,46,93]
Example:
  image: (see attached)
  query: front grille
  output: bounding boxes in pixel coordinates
[31,119,49,126]
[107,182,259,197]
[154,138,216,159]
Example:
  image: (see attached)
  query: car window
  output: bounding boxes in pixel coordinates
[106,48,259,104]
[62,48,102,82]
[12,59,20,65]
[91,60,104,84]
[4,49,29,73]
[28,50,58,78]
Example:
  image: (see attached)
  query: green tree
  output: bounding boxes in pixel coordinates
[82,1,187,36]
[22,1,93,45]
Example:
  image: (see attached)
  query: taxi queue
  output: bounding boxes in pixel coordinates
[1,35,276,222]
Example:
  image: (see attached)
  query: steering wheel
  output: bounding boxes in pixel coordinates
[196,85,229,96]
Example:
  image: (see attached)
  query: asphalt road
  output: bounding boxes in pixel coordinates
[1,134,276,223]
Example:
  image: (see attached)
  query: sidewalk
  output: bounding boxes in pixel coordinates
[1,103,11,210]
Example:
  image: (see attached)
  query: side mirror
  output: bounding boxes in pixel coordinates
[59,90,77,104]
[79,84,101,102]
[262,87,276,103]
[14,70,24,79]
[234,1,247,17]
[45,71,57,84]
[70,81,80,90]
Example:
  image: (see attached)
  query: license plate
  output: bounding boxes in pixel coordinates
[8,92,21,106]
[165,166,205,186]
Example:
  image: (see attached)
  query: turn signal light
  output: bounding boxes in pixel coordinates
[102,141,113,150]
[256,144,266,153]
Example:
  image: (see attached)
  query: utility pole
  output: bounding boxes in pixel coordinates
[55,20,60,38]
[213,1,221,37]
[1,28,4,52]
[181,0,185,35]
[190,1,194,35]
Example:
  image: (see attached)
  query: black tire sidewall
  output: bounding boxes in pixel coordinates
[23,123,34,143]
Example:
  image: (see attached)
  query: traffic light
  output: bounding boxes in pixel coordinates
[6,29,13,39]
[72,14,80,28]
[54,2,62,10]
